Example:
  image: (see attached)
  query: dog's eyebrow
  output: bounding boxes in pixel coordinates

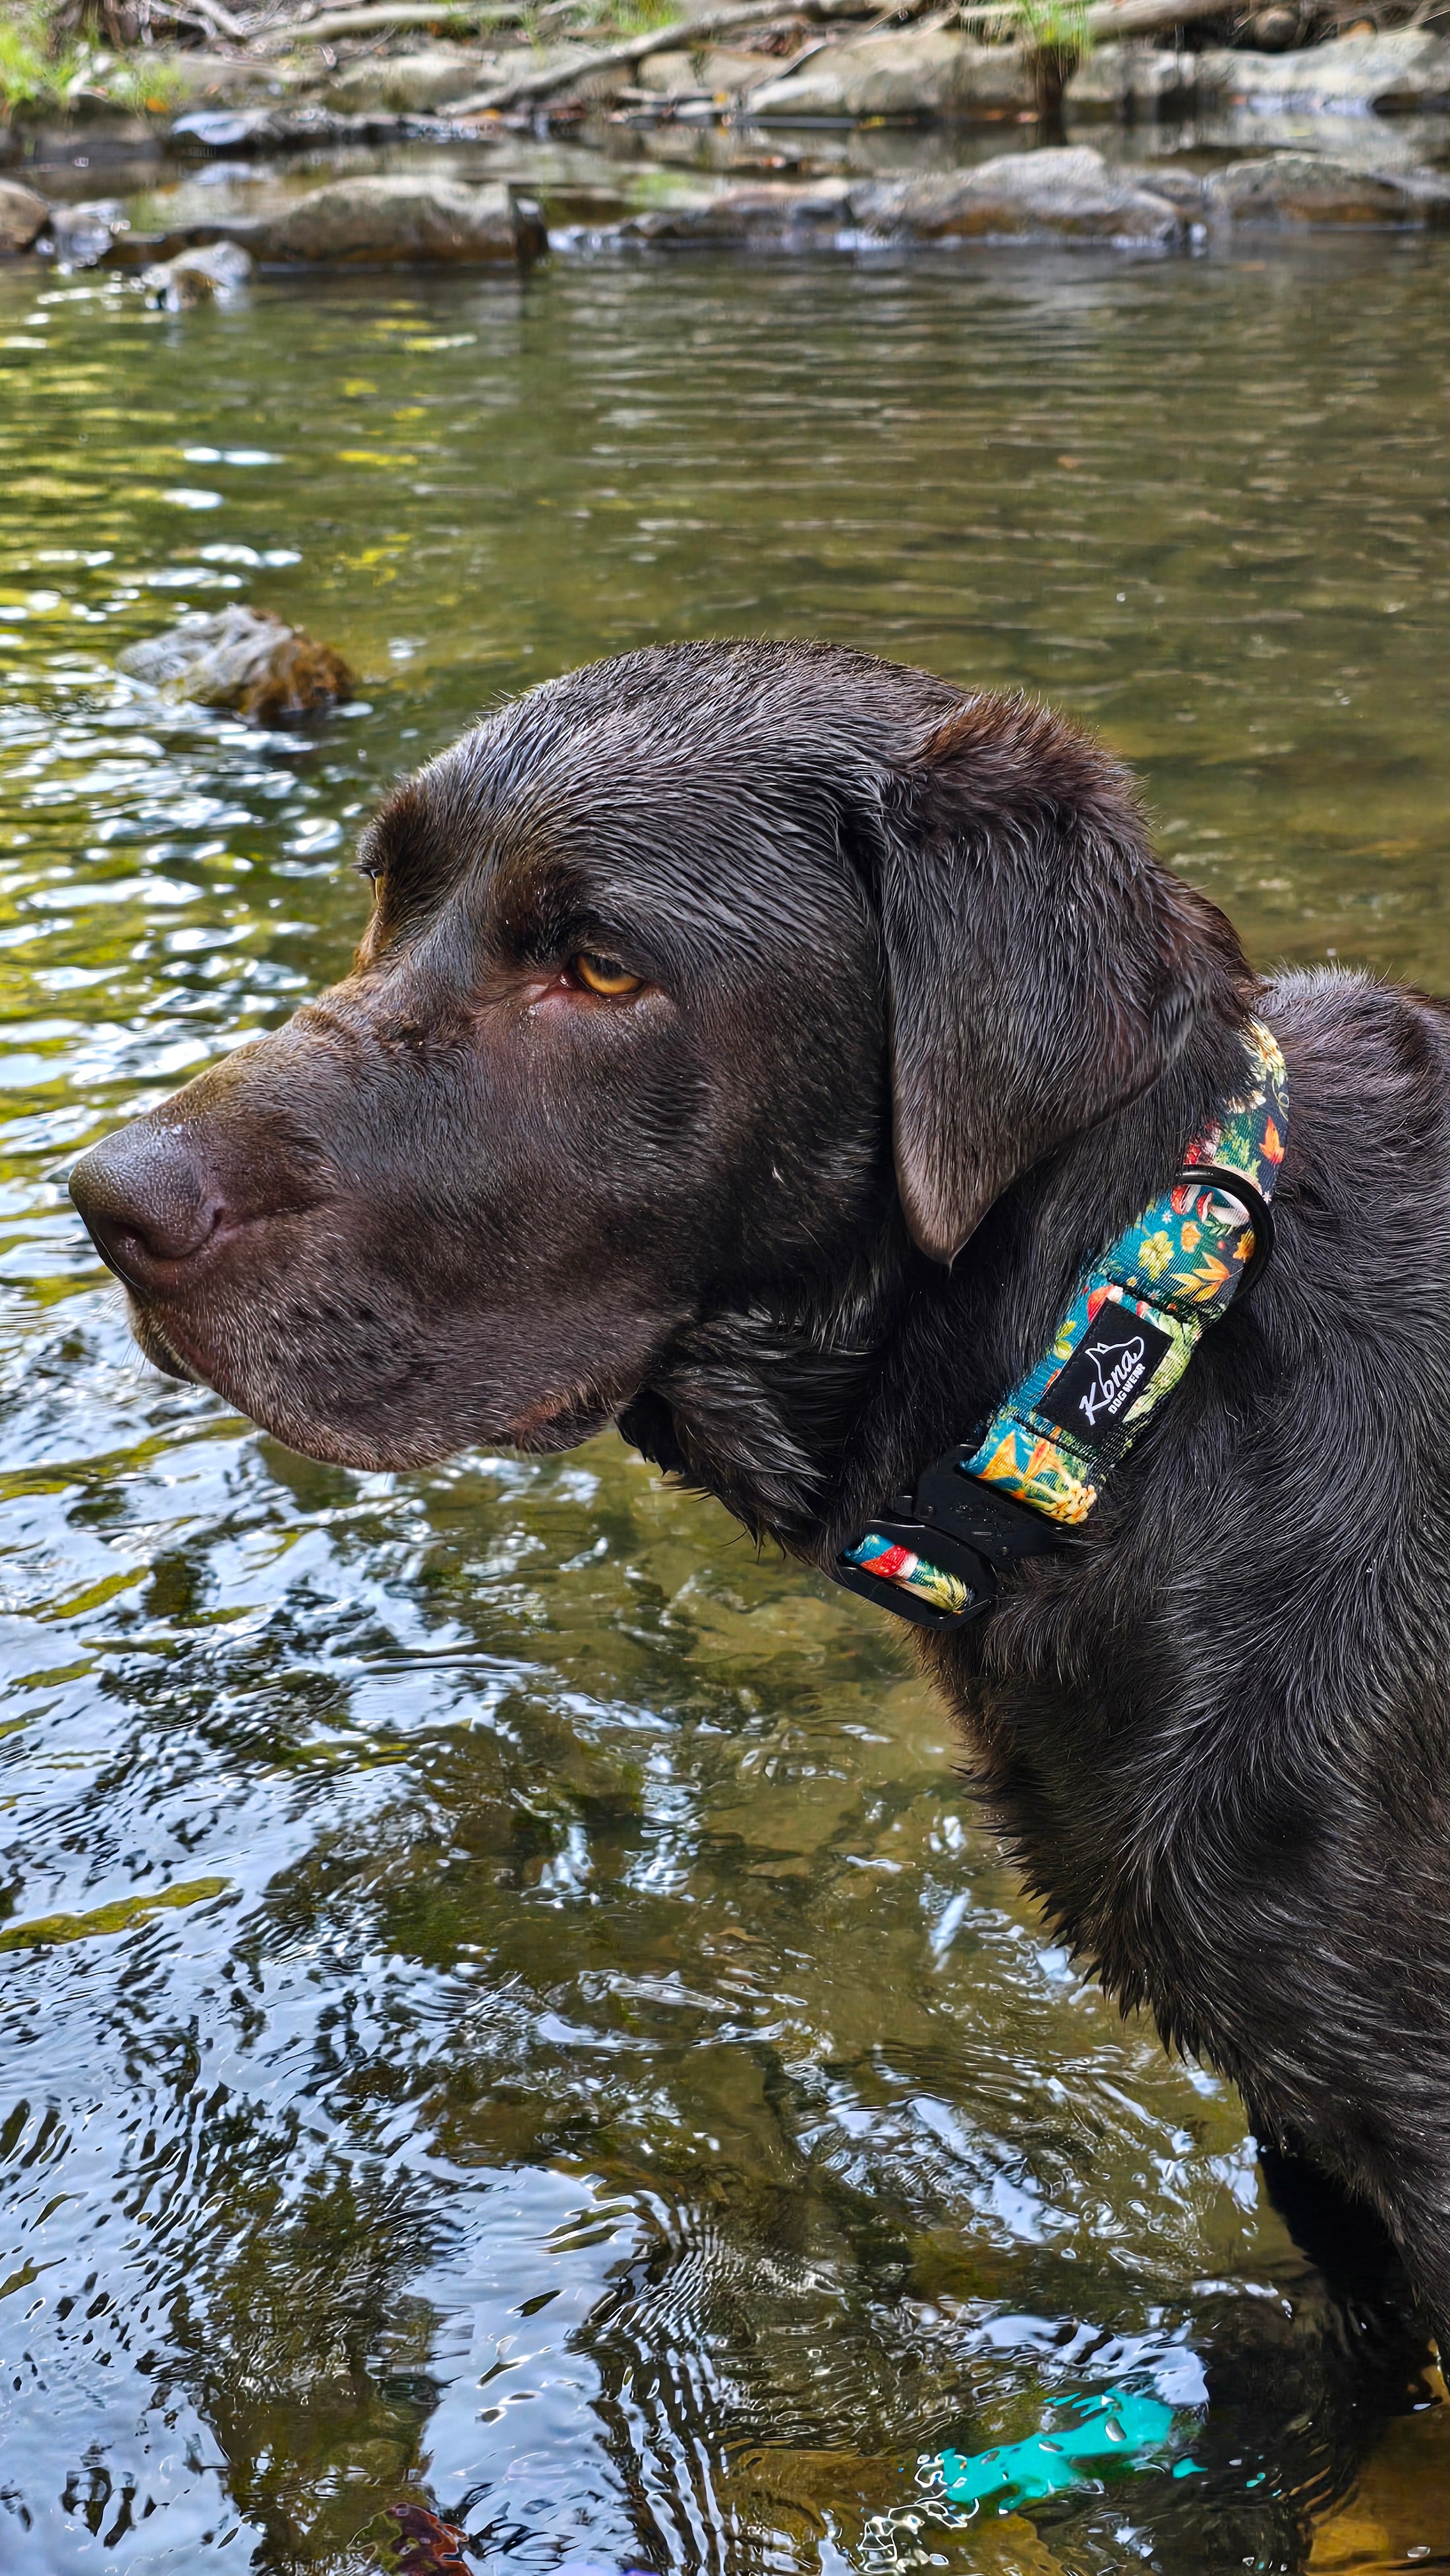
[356,774,482,931]
[359,695,876,994]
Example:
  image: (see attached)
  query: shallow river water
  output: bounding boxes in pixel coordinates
[3,231,1450,2576]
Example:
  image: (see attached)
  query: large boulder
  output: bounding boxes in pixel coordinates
[1207,150,1450,224]
[0,179,50,254]
[248,176,546,265]
[152,46,279,100]
[1195,30,1450,114]
[433,39,629,109]
[324,46,491,111]
[750,30,1033,119]
[639,46,777,97]
[1066,41,1201,118]
[118,607,353,724]
[850,146,1185,244]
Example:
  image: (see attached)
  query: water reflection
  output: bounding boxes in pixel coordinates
[1,239,1449,2569]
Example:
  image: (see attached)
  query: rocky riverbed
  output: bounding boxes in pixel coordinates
[1,19,1450,271]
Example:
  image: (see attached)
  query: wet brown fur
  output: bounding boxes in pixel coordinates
[69,641,1450,2361]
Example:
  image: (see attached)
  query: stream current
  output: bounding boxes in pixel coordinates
[2,233,1450,2575]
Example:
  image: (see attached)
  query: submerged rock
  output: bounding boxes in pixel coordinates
[749,30,1033,120]
[142,240,254,308]
[602,151,1185,249]
[850,148,1186,243]
[171,103,465,152]
[117,607,354,724]
[1119,164,1211,216]
[592,142,1450,254]
[0,180,50,256]
[1206,149,1450,223]
[171,105,295,150]
[248,175,545,265]
[618,179,853,245]
[41,199,122,271]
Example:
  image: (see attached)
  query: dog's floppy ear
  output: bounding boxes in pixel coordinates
[876,694,1238,1265]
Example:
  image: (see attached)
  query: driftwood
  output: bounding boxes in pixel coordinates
[1082,0,1246,36]
[442,0,822,111]
[952,0,1232,23]
[152,0,250,36]
[277,0,521,40]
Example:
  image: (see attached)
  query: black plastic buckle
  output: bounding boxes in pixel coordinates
[914,1454,1067,1569]
[834,1451,1065,1631]
[833,1517,996,1631]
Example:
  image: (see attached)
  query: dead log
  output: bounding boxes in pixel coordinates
[1082,0,1242,36]
[277,0,522,43]
[175,0,250,38]
[953,0,1231,24]
[442,1,823,113]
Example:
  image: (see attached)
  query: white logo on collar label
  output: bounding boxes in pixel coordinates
[1038,1304,1174,1448]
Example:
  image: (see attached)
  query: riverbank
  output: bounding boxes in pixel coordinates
[2,19,1450,270]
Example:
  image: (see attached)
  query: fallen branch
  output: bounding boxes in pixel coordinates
[947,2,1044,22]
[954,0,1257,31]
[1082,0,1247,36]
[150,0,250,35]
[442,0,823,110]
[277,0,521,41]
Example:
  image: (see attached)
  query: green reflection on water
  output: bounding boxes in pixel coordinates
[1,239,1448,2571]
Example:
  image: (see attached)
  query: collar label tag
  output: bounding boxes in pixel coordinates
[1037,1301,1174,1448]
[834,1019,1287,1612]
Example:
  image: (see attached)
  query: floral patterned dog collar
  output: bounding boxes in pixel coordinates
[837,1018,1288,1628]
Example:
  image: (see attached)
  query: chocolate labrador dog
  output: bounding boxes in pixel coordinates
[69,641,1450,2358]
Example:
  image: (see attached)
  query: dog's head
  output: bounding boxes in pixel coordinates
[69,643,1242,1477]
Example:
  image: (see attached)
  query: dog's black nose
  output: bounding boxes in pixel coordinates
[70,1122,221,1283]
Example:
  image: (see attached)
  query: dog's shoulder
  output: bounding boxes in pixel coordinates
[1260,967,1450,1300]
[1265,963,1450,1143]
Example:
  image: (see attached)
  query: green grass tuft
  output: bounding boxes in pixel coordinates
[0,4,84,111]
[1012,0,1092,53]
[0,3,188,119]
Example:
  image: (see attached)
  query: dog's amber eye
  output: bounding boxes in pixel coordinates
[573,952,642,998]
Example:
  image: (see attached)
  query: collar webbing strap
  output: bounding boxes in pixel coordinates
[836,1018,1288,1629]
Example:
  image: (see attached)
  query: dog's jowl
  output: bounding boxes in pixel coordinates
[69,641,1450,2356]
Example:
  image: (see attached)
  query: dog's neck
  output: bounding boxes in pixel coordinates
[623,1000,1259,1566]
